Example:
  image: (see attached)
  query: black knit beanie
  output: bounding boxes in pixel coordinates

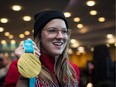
[34,9,68,38]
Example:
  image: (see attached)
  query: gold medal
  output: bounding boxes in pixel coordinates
[18,53,41,78]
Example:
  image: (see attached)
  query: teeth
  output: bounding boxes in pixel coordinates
[53,42,63,46]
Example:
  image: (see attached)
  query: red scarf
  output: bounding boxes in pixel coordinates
[35,52,79,87]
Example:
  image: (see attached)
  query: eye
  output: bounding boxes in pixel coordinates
[62,29,68,34]
[48,27,57,33]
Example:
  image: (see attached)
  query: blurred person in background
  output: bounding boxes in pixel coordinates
[4,9,80,87]
[0,57,11,86]
[92,45,114,87]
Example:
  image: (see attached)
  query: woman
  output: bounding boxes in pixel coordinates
[4,9,80,87]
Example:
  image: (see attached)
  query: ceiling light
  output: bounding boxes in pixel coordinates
[19,34,25,38]
[23,16,31,21]
[98,17,105,22]
[0,27,4,32]
[70,39,77,44]
[11,40,16,44]
[107,34,113,39]
[78,46,85,53]
[12,5,22,11]
[1,40,6,44]
[107,38,116,44]
[86,0,96,6]
[9,35,14,39]
[86,82,93,87]
[64,12,71,17]
[0,18,8,23]
[73,17,80,22]
[90,10,97,15]
[70,39,80,48]
[71,43,79,48]
[79,27,88,33]
[24,31,30,35]
[4,32,10,36]
[77,24,83,28]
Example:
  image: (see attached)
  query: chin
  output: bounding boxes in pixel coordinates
[52,51,63,56]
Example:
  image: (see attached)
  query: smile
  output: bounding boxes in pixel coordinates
[53,42,63,46]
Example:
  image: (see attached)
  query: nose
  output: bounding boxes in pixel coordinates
[56,31,64,39]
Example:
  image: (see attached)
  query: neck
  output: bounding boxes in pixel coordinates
[41,49,60,59]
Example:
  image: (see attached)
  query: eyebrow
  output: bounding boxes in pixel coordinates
[46,27,67,30]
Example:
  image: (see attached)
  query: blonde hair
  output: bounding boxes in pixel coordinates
[34,31,77,85]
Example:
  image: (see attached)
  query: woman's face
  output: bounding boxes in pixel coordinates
[40,19,69,58]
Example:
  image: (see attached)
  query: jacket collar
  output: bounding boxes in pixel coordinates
[40,51,55,73]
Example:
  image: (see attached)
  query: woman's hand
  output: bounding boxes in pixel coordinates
[33,41,41,57]
[14,43,24,58]
[14,39,41,58]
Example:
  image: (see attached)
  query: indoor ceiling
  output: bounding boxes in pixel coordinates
[0,0,115,49]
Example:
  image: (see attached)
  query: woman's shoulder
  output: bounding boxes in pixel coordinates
[11,59,18,64]
[69,62,80,72]
[4,59,20,87]
[6,59,19,74]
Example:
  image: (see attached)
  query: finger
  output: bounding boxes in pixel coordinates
[33,45,40,52]
[15,48,24,53]
[19,41,24,46]
[14,48,25,58]
[17,46,24,51]
[32,41,37,46]
[34,50,41,57]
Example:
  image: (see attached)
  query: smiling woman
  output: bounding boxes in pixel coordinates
[40,19,69,57]
[4,9,80,87]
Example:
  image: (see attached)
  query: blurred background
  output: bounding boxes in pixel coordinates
[0,0,115,87]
